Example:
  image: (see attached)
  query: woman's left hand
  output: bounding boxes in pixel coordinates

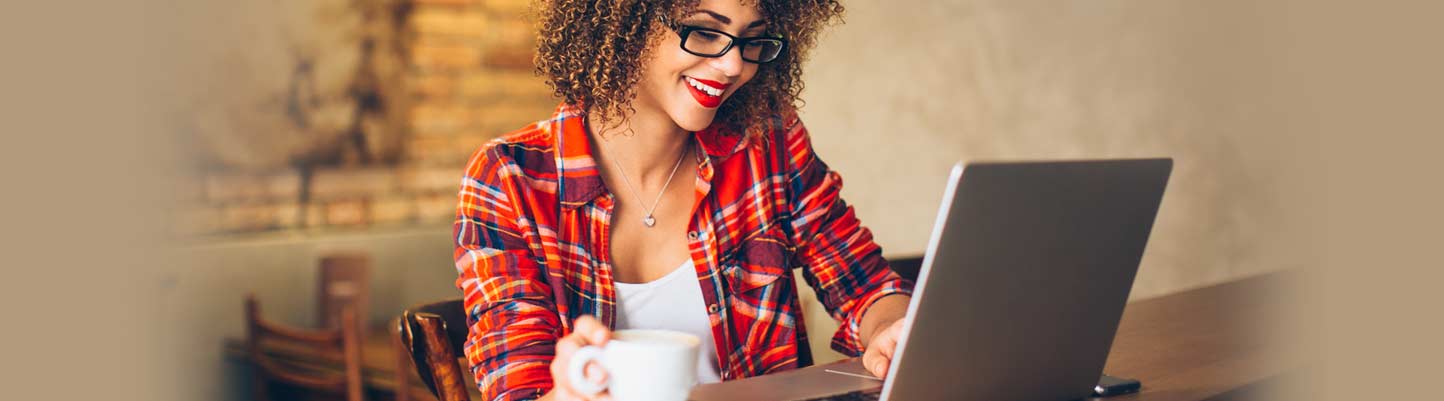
[861,317,906,378]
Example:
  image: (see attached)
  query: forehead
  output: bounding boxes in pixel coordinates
[688,0,764,24]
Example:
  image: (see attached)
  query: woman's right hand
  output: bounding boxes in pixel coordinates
[541,315,613,401]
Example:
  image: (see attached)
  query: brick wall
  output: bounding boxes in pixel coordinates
[177,0,556,237]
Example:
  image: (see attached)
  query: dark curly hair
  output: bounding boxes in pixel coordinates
[534,0,845,137]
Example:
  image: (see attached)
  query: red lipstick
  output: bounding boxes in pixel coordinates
[684,76,730,108]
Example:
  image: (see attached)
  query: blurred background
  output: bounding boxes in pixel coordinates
[148,0,1319,399]
[7,0,1442,400]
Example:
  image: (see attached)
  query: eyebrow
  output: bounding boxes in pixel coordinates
[690,9,767,29]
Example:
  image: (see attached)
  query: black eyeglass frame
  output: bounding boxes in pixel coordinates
[670,25,788,64]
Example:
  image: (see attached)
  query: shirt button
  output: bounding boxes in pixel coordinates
[707,304,720,313]
[688,231,700,240]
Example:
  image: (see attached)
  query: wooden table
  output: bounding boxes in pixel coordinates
[228,272,1300,401]
[1087,271,1304,400]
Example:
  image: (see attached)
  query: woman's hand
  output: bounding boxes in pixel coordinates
[541,315,613,401]
[861,317,906,378]
[858,295,912,379]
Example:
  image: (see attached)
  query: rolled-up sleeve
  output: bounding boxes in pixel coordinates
[454,144,560,401]
[779,113,915,356]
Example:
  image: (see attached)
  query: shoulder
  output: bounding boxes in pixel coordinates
[774,110,810,155]
[732,109,813,168]
[461,117,558,187]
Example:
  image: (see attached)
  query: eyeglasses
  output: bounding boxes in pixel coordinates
[672,25,787,64]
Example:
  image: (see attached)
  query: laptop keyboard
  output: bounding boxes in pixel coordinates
[802,390,882,401]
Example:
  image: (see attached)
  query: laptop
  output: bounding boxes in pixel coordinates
[690,159,1173,401]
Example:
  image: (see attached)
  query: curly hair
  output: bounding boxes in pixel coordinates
[534,0,845,137]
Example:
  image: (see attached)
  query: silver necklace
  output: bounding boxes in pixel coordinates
[609,139,690,227]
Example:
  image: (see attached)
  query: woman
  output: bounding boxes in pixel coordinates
[453,1,913,400]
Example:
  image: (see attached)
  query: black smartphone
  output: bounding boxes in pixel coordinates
[1093,374,1142,397]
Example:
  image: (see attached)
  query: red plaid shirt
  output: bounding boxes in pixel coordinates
[453,104,913,401]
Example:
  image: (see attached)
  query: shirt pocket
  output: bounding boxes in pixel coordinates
[718,225,805,376]
[720,226,795,292]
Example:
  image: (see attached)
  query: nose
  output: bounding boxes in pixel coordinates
[708,44,745,78]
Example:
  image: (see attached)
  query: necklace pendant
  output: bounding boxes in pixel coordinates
[643,215,656,227]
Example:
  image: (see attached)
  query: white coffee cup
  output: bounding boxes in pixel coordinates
[566,329,700,401]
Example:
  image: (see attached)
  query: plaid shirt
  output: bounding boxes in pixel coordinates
[453,104,913,401]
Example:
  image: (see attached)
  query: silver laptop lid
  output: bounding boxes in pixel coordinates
[882,159,1172,401]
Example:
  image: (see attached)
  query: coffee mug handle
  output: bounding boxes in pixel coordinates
[566,345,609,396]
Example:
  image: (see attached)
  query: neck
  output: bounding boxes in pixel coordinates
[588,107,694,186]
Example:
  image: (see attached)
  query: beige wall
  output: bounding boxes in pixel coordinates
[794,0,1317,362]
[143,0,1327,396]
[24,0,1437,400]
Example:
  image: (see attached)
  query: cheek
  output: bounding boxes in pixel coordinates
[648,53,696,87]
[639,58,683,102]
[734,65,762,92]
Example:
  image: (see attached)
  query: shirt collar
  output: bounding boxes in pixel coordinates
[550,103,750,209]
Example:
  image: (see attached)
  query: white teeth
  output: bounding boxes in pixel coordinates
[685,77,723,97]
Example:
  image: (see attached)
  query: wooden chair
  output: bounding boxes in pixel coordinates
[398,299,471,401]
[318,253,371,342]
[246,294,365,401]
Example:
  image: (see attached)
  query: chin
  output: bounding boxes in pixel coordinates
[671,108,719,132]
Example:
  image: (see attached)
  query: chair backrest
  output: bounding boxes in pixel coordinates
[246,294,365,401]
[318,253,371,337]
[398,299,470,401]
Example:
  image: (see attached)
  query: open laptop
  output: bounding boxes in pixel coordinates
[690,159,1173,401]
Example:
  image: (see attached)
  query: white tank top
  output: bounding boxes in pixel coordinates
[613,260,722,384]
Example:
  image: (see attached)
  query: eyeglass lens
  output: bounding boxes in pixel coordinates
[683,28,783,62]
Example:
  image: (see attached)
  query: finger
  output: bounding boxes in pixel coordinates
[551,333,587,390]
[556,332,585,356]
[877,341,895,361]
[574,315,600,333]
[574,315,611,345]
[874,338,895,377]
[869,355,890,378]
[877,332,899,360]
[878,320,905,360]
[862,342,886,378]
[589,324,611,345]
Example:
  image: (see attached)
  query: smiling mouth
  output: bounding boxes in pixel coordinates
[684,76,730,108]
